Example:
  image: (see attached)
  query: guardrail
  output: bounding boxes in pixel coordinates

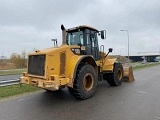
[0,79,20,87]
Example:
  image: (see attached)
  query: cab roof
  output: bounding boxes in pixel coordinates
[67,25,99,32]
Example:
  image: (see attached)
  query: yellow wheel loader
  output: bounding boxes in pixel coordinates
[20,25,134,100]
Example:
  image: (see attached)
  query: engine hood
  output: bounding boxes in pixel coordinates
[29,44,80,56]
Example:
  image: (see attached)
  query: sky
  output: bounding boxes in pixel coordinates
[0,0,160,58]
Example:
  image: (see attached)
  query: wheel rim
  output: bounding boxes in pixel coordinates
[83,73,94,91]
[117,68,123,80]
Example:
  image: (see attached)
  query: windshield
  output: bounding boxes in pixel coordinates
[66,31,84,46]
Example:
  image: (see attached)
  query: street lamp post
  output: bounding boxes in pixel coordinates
[120,30,130,60]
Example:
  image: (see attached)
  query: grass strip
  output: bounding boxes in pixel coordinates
[0,84,40,99]
[133,62,160,70]
[0,69,26,76]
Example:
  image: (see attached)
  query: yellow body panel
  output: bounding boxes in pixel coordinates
[96,55,117,72]
[65,55,83,87]
[20,44,88,90]
[101,57,117,72]
[21,75,70,90]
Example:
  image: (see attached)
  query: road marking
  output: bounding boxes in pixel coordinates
[136,90,147,94]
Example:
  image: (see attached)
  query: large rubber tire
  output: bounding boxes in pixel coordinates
[105,63,124,86]
[68,64,98,100]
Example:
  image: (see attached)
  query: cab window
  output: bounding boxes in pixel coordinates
[67,30,84,46]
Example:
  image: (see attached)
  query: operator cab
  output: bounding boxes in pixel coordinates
[66,25,106,60]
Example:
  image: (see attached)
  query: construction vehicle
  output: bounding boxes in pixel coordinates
[20,25,134,99]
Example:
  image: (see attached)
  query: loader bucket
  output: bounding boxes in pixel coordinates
[123,64,135,82]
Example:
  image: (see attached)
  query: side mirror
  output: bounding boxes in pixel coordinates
[101,30,106,39]
[109,48,113,53]
[105,48,113,57]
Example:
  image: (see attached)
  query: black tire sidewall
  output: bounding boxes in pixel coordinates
[114,63,124,85]
[77,65,98,99]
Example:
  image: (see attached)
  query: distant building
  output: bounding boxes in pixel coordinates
[129,55,160,62]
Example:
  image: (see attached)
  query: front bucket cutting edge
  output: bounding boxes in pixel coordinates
[123,64,135,82]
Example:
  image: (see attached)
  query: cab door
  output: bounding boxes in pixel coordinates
[85,29,100,60]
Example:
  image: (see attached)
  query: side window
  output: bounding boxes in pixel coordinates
[86,29,90,45]
[91,35,95,47]
[85,29,98,48]
[91,31,98,48]
[86,34,91,45]
[80,35,84,45]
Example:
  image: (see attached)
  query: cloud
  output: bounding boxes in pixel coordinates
[0,0,160,57]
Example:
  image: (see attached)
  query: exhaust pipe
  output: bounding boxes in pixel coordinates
[61,24,67,44]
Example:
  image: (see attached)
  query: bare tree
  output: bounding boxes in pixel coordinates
[21,50,27,68]
[10,51,27,68]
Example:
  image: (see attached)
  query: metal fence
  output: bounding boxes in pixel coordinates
[0,79,20,87]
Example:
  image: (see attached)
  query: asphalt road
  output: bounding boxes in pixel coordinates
[0,74,21,81]
[0,65,160,120]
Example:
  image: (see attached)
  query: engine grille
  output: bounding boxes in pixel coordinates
[28,55,45,76]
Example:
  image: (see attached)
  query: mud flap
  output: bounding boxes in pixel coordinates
[123,64,135,82]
